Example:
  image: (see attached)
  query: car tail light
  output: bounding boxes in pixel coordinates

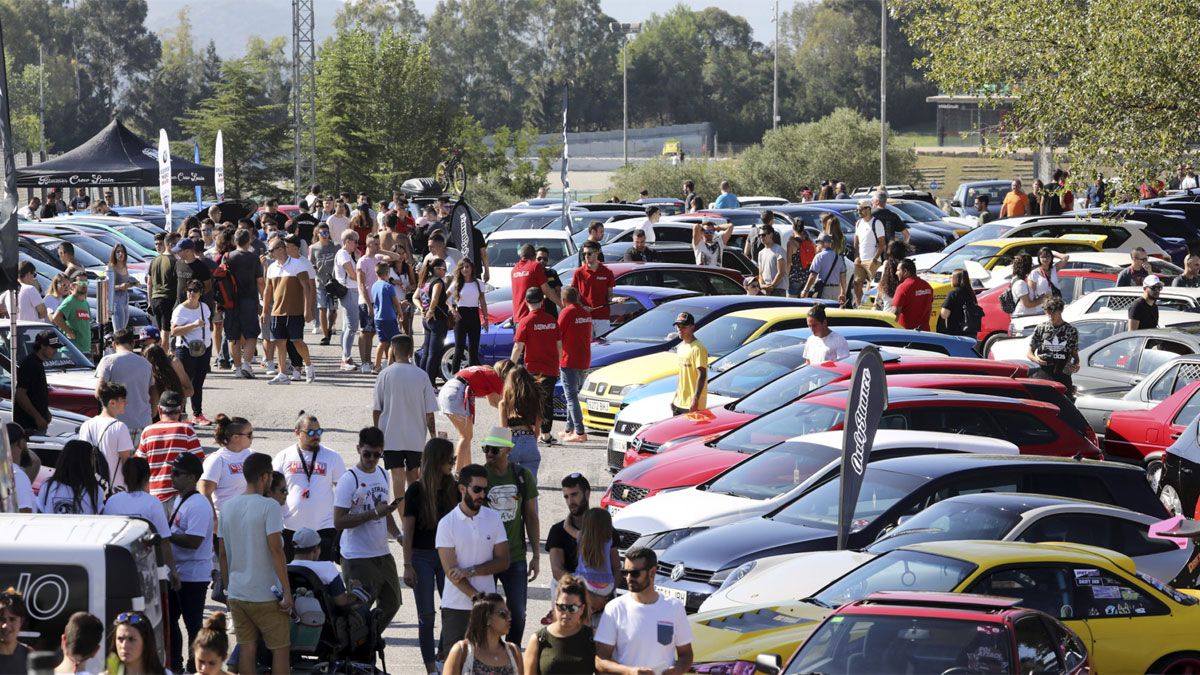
[1086,425,1099,448]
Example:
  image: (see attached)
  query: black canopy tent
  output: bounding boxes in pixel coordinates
[15,118,214,188]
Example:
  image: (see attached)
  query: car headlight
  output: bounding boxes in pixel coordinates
[656,435,699,453]
[712,561,757,590]
[640,527,707,551]
[613,384,640,397]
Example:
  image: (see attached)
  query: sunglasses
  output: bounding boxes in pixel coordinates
[483,446,504,455]
[116,612,147,625]
[620,567,649,577]
[467,485,488,495]
[556,602,582,614]
[302,428,324,437]
[536,257,549,262]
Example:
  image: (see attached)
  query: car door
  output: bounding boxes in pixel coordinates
[1013,513,1189,583]
[1058,565,1173,675]
[1012,615,1066,674]
[704,273,746,296]
[618,270,661,288]
[1165,386,1200,450]
[1077,335,1147,394]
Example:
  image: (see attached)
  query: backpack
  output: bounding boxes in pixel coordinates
[998,281,1018,314]
[963,301,984,335]
[212,254,238,311]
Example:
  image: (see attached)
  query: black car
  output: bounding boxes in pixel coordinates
[599,241,758,278]
[652,453,1167,612]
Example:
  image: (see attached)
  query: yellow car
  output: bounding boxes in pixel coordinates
[691,539,1200,675]
[579,306,898,431]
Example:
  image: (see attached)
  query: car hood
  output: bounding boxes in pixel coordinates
[660,517,838,573]
[589,340,668,367]
[638,406,751,444]
[621,392,737,428]
[591,352,685,389]
[614,443,744,488]
[718,550,875,609]
[613,487,761,536]
[690,599,831,665]
[44,369,98,391]
[623,375,677,404]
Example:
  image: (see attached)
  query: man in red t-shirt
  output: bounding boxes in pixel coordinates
[135,391,204,501]
[510,244,559,324]
[571,241,617,338]
[892,259,934,331]
[511,287,562,443]
[557,287,593,443]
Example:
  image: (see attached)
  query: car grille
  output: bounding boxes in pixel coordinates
[636,440,661,454]
[614,528,640,550]
[613,420,642,437]
[583,408,616,430]
[607,445,625,474]
[610,481,649,504]
[656,561,715,584]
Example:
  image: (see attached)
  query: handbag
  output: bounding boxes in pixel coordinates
[325,278,349,299]
[807,255,838,298]
[187,305,208,357]
[999,281,1018,314]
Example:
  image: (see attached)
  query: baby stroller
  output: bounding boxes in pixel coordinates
[287,565,388,674]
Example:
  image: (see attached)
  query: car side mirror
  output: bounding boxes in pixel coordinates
[950,200,962,208]
[756,654,782,674]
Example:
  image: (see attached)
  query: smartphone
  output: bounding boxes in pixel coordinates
[391,497,404,508]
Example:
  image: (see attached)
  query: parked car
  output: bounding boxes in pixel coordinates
[1075,354,1200,441]
[482,229,576,288]
[950,179,1011,218]
[1107,381,1200,473]
[990,312,1200,367]
[689,539,1192,675]
[701,492,1192,613]
[1007,286,1200,336]
[597,241,759,279]
[0,321,102,392]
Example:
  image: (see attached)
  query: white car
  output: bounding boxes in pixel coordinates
[1062,251,1184,277]
[482,229,577,289]
[699,492,1192,613]
[611,429,1018,555]
[1006,286,1200,336]
[989,309,1200,364]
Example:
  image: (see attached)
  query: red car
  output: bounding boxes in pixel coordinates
[976,269,1116,351]
[621,355,1031,470]
[485,262,745,323]
[1105,380,1200,466]
[601,387,1098,510]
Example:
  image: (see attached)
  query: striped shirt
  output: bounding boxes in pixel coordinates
[136,420,204,501]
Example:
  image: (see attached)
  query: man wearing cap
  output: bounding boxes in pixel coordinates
[803,234,848,304]
[163,450,211,672]
[672,312,708,415]
[373,335,438,498]
[51,274,93,356]
[853,199,885,305]
[14,330,58,433]
[136,391,203,502]
[511,286,562,445]
[95,328,153,440]
[172,238,213,304]
[1129,275,1163,331]
[572,241,617,337]
[482,427,540,646]
[692,219,734,267]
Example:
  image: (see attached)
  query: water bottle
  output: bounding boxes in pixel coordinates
[271,585,283,601]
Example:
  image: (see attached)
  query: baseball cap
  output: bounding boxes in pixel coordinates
[170,451,203,476]
[673,312,696,327]
[1144,274,1164,288]
[159,390,184,413]
[171,238,195,253]
[138,326,161,342]
[481,426,514,448]
[33,330,61,349]
[525,287,545,303]
[292,527,322,550]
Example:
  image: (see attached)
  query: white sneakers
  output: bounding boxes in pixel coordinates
[268,373,290,385]
[359,363,372,374]
[340,361,358,372]
[264,361,278,377]
[305,364,316,383]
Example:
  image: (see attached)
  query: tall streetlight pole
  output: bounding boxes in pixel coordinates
[611,21,641,166]
[773,0,779,130]
[879,0,888,187]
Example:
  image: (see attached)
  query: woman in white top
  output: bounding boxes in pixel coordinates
[42,273,71,314]
[170,280,213,425]
[335,230,362,370]
[450,258,489,372]
[1028,246,1069,299]
[199,414,254,519]
[36,439,104,515]
[444,592,524,675]
[325,202,352,242]
[1009,253,1048,317]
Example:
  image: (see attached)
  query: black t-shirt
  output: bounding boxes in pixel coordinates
[624,246,658,262]
[0,643,30,673]
[939,287,976,336]
[545,519,579,574]
[175,257,214,302]
[292,213,319,244]
[226,249,264,302]
[403,481,457,550]
[872,208,907,243]
[1174,275,1200,288]
[1129,298,1159,329]
[70,196,90,211]
[15,352,49,430]
[1115,267,1149,287]
[544,268,562,318]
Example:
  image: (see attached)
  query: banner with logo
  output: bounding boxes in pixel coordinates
[157,129,171,226]
[452,201,474,264]
[837,346,888,550]
[560,86,570,233]
[214,130,225,202]
[0,25,17,295]
[193,142,203,208]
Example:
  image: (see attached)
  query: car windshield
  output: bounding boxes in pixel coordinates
[603,303,711,343]
[731,366,843,415]
[77,230,148,261]
[61,235,120,264]
[493,213,560,232]
[716,400,845,453]
[476,210,521,234]
[709,348,809,399]
[486,239,571,267]
[41,239,104,267]
[113,225,157,250]
[934,222,1013,258]
[711,332,807,374]
[693,316,768,357]
[866,501,1022,554]
[0,324,94,371]
[785,614,1011,675]
[770,468,924,529]
[812,550,977,609]
[705,441,841,500]
[929,244,1003,275]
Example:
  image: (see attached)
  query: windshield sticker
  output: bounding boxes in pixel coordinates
[1092,586,1121,599]
[1074,569,1101,585]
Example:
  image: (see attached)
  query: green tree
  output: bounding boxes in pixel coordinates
[521,0,618,131]
[314,29,377,193]
[450,115,558,213]
[735,107,916,199]
[134,8,206,140]
[335,0,426,38]
[895,0,1200,193]
[609,158,736,203]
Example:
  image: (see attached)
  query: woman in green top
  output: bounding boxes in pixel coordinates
[52,275,93,357]
[523,575,596,674]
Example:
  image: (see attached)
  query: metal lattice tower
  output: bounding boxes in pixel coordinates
[292,0,317,201]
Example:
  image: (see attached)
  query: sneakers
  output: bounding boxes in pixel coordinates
[360,363,372,374]
[305,364,316,383]
[290,368,303,382]
[238,363,254,379]
[319,335,332,346]
[268,373,290,385]
[192,414,212,426]
[540,434,558,446]
[264,361,278,376]
[340,360,358,372]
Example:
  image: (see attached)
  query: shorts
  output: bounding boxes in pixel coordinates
[375,319,400,342]
[438,377,472,418]
[384,449,422,471]
[269,315,305,341]
[229,598,290,651]
[223,300,261,340]
[359,304,375,333]
[151,298,174,331]
[315,285,332,310]
[853,259,881,284]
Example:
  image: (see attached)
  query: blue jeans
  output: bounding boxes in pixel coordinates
[340,290,360,361]
[494,560,527,645]
[412,548,445,666]
[509,432,540,481]
[169,580,210,672]
[561,367,585,434]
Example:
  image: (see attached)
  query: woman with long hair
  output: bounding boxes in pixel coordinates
[443,592,523,675]
[786,224,816,298]
[817,182,835,201]
[419,257,451,385]
[523,575,596,674]
[179,215,200,239]
[874,240,907,312]
[500,366,544,479]
[191,612,232,675]
[198,415,254,521]
[391,238,418,337]
[349,209,372,255]
[106,243,139,332]
[450,259,489,372]
[821,213,847,259]
[402,438,459,675]
[170,280,212,425]
[439,360,514,471]
[575,508,619,614]
[143,344,194,419]
[43,272,71,314]
[1010,252,1046,317]
[106,611,168,674]
[1029,246,1069,299]
[939,268,981,337]
[36,439,103,514]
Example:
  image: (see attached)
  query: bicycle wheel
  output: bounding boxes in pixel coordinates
[451,162,467,195]
[435,161,449,189]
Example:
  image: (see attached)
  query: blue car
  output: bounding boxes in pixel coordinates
[622,327,979,406]
[950,179,1011,218]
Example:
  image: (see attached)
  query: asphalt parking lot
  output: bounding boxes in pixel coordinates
[200,331,612,671]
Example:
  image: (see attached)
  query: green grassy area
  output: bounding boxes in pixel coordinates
[914,154,1034,200]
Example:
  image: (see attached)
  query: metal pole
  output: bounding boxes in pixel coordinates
[622,36,628,166]
[37,45,44,156]
[879,0,888,187]
[773,0,779,130]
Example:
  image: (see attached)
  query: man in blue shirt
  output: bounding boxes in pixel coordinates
[713,180,740,209]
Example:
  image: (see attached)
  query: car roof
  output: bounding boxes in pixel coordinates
[806,386,1056,409]
[722,306,890,321]
[611,285,699,300]
[486,229,572,241]
[1083,285,1200,297]
[928,491,1150,517]
[790,429,1018,454]
[657,294,797,310]
[903,539,1138,573]
[845,591,1021,621]
[866,453,1142,481]
[753,326,973,344]
[878,373,1064,391]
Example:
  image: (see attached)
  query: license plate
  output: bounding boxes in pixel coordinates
[606,504,622,515]
[656,585,687,602]
[585,398,610,413]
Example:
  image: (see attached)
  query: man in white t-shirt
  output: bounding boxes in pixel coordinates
[0,261,48,321]
[163,451,214,674]
[435,464,509,659]
[803,305,850,365]
[853,199,885,305]
[691,220,733,267]
[373,335,437,498]
[272,412,346,561]
[596,547,693,674]
[78,382,135,492]
[332,427,402,636]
